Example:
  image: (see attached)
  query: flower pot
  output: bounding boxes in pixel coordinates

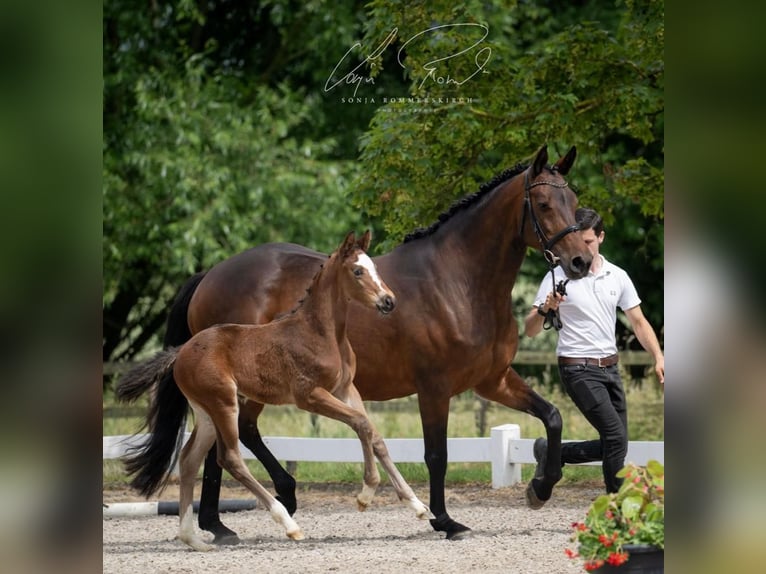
[592,545,664,573]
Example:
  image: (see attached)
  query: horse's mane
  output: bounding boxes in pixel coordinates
[402,162,528,243]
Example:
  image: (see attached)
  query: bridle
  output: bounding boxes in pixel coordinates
[520,170,581,266]
[520,169,580,331]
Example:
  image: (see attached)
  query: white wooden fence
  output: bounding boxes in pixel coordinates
[103,424,663,488]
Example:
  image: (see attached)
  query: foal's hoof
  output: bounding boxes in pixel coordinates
[525,481,548,510]
[287,528,305,541]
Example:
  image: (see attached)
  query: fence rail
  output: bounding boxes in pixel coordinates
[104,424,664,489]
[102,350,652,376]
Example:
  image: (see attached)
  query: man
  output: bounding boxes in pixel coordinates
[524,207,664,493]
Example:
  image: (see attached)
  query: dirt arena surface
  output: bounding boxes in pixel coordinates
[104,481,600,573]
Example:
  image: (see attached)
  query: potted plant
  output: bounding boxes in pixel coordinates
[566,460,664,572]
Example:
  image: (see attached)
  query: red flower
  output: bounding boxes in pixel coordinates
[564,548,578,559]
[598,534,614,547]
[584,559,605,571]
[572,522,588,532]
[606,552,629,566]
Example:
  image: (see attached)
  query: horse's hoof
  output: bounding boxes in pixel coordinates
[446,526,473,541]
[430,514,472,540]
[213,532,242,545]
[525,481,547,510]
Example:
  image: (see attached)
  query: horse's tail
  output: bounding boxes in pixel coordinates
[117,349,189,497]
[164,271,206,347]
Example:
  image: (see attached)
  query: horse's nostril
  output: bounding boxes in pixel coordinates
[378,295,396,314]
[572,256,588,275]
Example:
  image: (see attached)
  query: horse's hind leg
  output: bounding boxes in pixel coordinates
[198,447,240,544]
[475,367,563,507]
[212,406,304,541]
[238,401,297,514]
[178,409,217,551]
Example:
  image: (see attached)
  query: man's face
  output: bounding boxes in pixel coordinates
[580,227,604,260]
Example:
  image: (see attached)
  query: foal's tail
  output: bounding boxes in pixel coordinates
[116,349,189,497]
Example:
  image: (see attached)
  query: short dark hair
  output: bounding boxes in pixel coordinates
[576,207,604,235]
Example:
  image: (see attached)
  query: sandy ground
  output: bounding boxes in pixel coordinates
[103,480,600,573]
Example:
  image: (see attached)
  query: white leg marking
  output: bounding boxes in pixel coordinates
[356,482,377,511]
[269,501,304,540]
[178,504,215,551]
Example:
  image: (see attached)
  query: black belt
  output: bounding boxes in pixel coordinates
[558,353,619,368]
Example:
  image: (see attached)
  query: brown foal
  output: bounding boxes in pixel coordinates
[118,231,431,551]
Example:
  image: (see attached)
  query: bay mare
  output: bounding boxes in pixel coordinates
[140,145,592,541]
[117,232,432,550]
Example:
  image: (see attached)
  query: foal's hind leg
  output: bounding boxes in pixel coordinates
[178,409,217,551]
[212,405,304,541]
[198,401,297,545]
[475,367,563,508]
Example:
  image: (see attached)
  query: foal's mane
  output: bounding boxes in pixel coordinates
[284,247,346,316]
[402,162,528,243]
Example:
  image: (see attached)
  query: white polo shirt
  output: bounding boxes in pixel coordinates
[533,255,641,358]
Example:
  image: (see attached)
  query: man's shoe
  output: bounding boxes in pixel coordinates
[533,437,547,481]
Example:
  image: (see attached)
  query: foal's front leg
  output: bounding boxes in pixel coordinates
[343,385,432,519]
[301,386,430,519]
[300,386,381,508]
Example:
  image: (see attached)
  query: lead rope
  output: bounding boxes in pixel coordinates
[542,268,569,331]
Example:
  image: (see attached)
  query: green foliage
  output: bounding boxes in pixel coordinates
[355,0,663,248]
[568,460,664,570]
[103,0,664,363]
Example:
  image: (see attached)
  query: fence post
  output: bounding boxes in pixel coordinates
[490,423,520,488]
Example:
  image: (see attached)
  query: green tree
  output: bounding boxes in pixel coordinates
[103,1,379,363]
[103,0,664,367]
[353,0,663,335]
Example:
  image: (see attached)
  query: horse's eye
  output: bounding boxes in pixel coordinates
[353,268,364,277]
[538,202,550,211]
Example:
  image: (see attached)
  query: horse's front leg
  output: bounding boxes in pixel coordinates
[475,367,563,507]
[418,392,472,540]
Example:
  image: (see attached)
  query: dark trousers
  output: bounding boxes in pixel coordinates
[558,363,628,493]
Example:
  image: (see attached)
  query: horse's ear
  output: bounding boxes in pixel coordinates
[357,229,372,252]
[339,231,356,257]
[554,146,577,175]
[531,145,548,177]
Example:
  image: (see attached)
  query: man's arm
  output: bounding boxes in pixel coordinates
[524,291,564,337]
[624,305,665,384]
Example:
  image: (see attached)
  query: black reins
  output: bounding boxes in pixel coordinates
[521,170,580,331]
